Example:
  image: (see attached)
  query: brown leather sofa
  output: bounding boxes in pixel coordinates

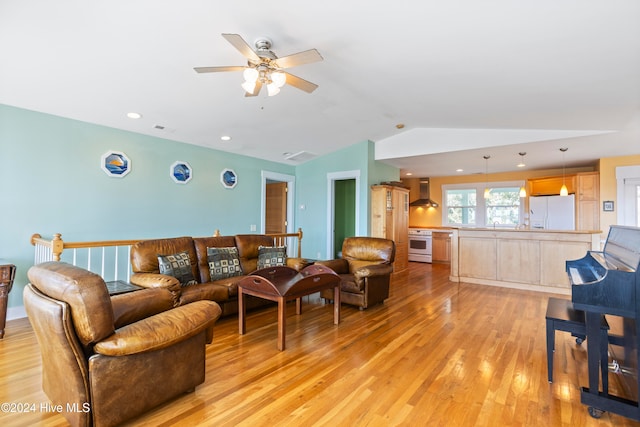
[130,234,310,316]
[24,261,222,427]
[315,236,396,309]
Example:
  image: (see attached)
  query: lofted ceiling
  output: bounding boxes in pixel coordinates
[1,1,639,177]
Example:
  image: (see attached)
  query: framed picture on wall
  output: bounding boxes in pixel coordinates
[101,150,131,178]
[603,201,614,212]
[170,161,192,184]
[220,168,237,189]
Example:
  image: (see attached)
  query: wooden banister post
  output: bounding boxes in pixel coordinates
[30,233,41,245]
[51,233,64,261]
[297,228,303,258]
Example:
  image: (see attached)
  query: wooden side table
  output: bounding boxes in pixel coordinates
[238,265,341,351]
[0,262,16,339]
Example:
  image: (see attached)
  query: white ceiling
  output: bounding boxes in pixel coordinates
[1,1,639,177]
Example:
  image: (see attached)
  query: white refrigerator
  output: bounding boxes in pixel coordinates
[529,195,575,230]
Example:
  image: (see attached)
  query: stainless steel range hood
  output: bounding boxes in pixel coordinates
[409,179,439,207]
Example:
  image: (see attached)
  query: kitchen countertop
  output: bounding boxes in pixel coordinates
[410,226,601,234]
[457,227,601,234]
[409,226,455,231]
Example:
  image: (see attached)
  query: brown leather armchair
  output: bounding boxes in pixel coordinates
[315,237,395,309]
[24,262,222,427]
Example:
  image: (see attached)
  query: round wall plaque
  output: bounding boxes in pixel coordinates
[101,150,131,178]
[221,168,237,189]
[170,161,192,184]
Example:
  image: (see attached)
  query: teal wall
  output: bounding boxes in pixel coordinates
[0,104,399,315]
[295,141,398,259]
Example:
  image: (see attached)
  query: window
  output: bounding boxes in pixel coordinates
[486,187,521,226]
[446,188,476,226]
[443,182,524,227]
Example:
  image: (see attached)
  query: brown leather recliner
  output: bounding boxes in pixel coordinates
[315,237,395,309]
[24,262,222,427]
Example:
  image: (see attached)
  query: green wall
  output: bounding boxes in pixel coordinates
[333,179,356,257]
[0,104,399,316]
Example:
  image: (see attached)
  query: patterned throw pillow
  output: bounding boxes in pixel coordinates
[157,251,198,286]
[257,246,287,270]
[207,247,243,280]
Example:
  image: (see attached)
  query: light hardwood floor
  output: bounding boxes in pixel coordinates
[1,262,640,426]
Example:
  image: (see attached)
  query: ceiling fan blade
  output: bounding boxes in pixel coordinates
[274,49,323,69]
[194,65,246,73]
[284,72,318,93]
[244,80,263,97]
[222,33,261,63]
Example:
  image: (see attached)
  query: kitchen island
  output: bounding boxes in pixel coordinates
[449,228,602,295]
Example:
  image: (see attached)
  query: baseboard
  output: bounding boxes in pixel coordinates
[7,305,27,321]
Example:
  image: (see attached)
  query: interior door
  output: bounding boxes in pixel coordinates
[265,182,287,234]
[333,179,356,257]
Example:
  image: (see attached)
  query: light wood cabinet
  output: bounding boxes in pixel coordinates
[576,172,600,230]
[497,239,540,284]
[371,185,409,272]
[528,175,576,196]
[459,237,497,280]
[432,232,451,263]
[452,229,600,293]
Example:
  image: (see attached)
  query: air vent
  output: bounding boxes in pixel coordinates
[284,151,317,162]
[152,124,175,133]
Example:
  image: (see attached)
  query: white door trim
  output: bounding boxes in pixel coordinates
[616,165,640,226]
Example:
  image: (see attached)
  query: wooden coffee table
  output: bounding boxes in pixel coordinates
[238,264,341,350]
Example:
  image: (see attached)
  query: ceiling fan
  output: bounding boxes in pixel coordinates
[194,33,323,97]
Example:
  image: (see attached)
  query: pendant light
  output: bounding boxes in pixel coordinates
[518,152,527,197]
[483,155,491,199]
[559,148,568,196]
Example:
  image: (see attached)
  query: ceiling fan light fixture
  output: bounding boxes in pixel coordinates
[267,83,281,97]
[243,67,259,83]
[195,34,323,97]
[271,71,286,88]
[241,80,256,94]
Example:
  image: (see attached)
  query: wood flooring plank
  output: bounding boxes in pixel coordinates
[2,262,640,426]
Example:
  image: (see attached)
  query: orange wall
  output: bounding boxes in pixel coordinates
[407,155,640,232]
[406,166,595,228]
[598,154,640,236]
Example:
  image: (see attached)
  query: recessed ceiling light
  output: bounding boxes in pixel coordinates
[221,135,232,141]
[405,172,413,176]
[396,123,405,129]
[127,112,142,119]
[456,168,464,172]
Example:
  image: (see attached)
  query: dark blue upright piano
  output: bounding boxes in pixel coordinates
[567,225,640,419]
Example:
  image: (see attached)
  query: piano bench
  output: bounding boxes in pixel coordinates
[545,297,609,384]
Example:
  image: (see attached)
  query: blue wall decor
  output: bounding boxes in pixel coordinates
[101,150,131,177]
[171,161,192,184]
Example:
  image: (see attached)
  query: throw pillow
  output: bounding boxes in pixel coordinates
[157,251,198,286]
[257,245,287,269]
[207,247,243,280]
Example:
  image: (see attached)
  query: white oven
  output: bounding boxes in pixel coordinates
[408,228,432,263]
